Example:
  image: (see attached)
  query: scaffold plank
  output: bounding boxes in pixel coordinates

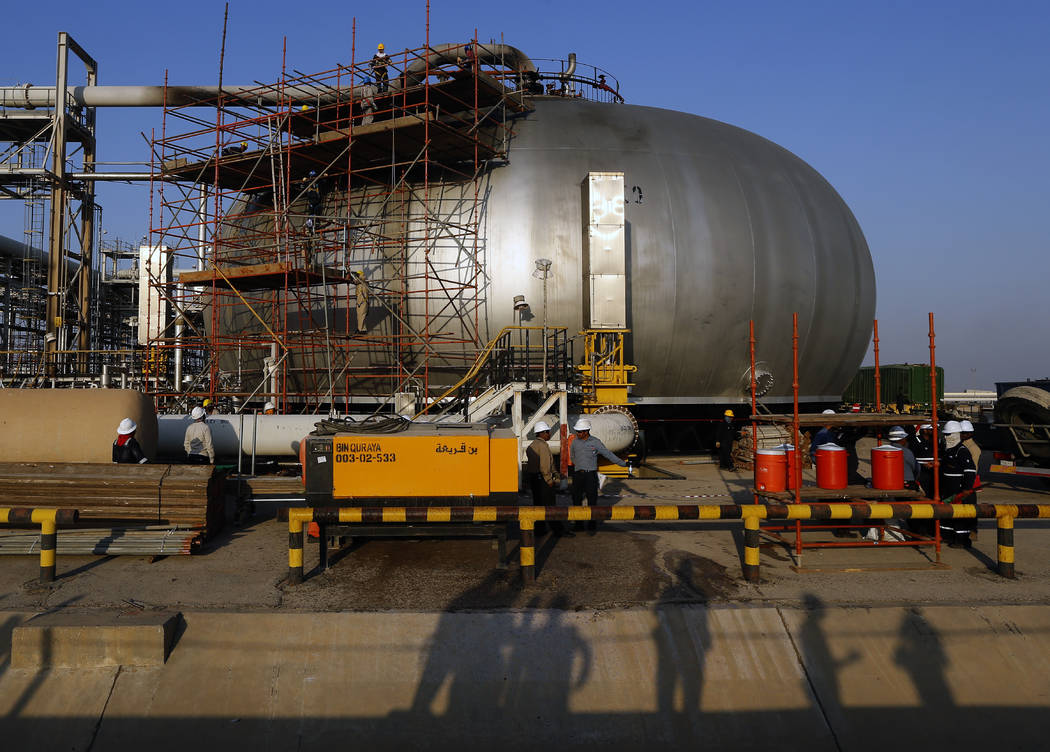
[177,262,351,290]
[752,413,933,427]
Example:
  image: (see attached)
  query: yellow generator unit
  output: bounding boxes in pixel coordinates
[303,424,519,505]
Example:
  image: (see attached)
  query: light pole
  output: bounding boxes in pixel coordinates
[533,258,552,386]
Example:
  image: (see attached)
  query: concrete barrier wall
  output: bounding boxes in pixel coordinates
[0,389,157,462]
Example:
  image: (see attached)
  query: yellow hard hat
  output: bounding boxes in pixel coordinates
[203,398,213,407]
[300,104,309,112]
[724,409,734,417]
[377,43,385,51]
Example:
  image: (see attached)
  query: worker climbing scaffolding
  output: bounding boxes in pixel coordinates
[371,43,391,92]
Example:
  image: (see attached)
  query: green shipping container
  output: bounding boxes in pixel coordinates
[842,364,945,407]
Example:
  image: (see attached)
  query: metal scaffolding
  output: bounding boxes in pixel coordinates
[0,32,115,385]
[147,37,529,413]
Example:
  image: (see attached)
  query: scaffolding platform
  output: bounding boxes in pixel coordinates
[752,413,932,427]
[757,486,925,502]
[162,111,500,190]
[176,262,352,291]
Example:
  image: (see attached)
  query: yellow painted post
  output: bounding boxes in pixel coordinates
[998,515,1015,579]
[38,515,57,583]
[743,514,761,583]
[519,517,536,585]
[288,509,310,585]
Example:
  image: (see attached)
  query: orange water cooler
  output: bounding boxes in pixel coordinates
[815,444,848,489]
[870,445,904,490]
[755,448,787,492]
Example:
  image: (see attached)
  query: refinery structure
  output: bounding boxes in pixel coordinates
[0,30,875,422]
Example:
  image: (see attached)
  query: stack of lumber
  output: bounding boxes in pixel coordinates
[229,474,305,498]
[732,425,812,471]
[0,527,202,555]
[0,463,224,536]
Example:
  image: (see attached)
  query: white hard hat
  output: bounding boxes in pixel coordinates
[919,424,933,430]
[263,402,275,412]
[960,420,974,432]
[117,418,137,435]
[822,409,836,415]
[534,421,551,434]
[573,418,592,432]
[191,406,206,421]
[888,426,908,440]
[943,420,963,434]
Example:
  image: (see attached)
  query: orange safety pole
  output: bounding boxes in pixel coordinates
[792,312,801,556]
[929,312,941,556]
[873,319,881,412]
[750,320,758,505]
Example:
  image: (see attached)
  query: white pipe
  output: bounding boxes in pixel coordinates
[158,414,320,458]
[0,84,367,109]
[531,411,636,455]
[3,42,536,110]
[157,410,637,459]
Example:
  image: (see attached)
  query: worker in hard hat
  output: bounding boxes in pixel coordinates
[715,409,740,470]
[888,426,921,491]
[960,420,982,488]
[112,418,148,464]
[910,423,937,498]
[262,402,276,415]
[809,409,838,463]
[221,140,248,156]
[202,398,215,414]
[524,421,562,525]
[371,43,391,92]
[569,418,627,517]
[938,420,977,547]
[184,406,215,465]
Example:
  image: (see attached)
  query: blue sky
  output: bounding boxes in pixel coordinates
[3,0,1048,390]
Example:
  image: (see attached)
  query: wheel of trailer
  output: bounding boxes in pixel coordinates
[997,386,1050,464]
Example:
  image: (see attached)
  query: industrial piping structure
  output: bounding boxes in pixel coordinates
[2,32,874,420]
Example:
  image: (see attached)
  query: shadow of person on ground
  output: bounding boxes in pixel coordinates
[894,606,953,709]
[653,557,711,743]
[405,578,590,735]
[797,594,860,719]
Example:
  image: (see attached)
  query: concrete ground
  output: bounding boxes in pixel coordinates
[2,446,1050,750]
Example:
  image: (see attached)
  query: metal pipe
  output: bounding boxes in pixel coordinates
[173,284,183,391]
[395,42,536,90]
[68,171,173,181]
[526,410,636,455]
[873,318,882,412]
[558,52,578,89]
[1,41,534,111]
[251,411,258,476]
[156,409,637,459]
[0,83,365,109]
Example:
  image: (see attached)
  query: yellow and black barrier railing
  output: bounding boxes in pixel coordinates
[284,503,1050,585]
[0,507,80,582]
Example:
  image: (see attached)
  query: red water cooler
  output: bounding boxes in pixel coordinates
[755,448,787,492]
[815,444,848,489]
[870,445,904,490]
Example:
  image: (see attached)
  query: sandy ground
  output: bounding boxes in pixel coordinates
[1,443,1048,614]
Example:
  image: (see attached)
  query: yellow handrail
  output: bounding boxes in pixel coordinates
[413,326,518,417]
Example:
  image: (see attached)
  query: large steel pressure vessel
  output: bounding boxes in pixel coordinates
[218,95,875,407]
[483,97,875,405]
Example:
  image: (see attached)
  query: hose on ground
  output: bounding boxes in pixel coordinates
[311,415,412,436]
